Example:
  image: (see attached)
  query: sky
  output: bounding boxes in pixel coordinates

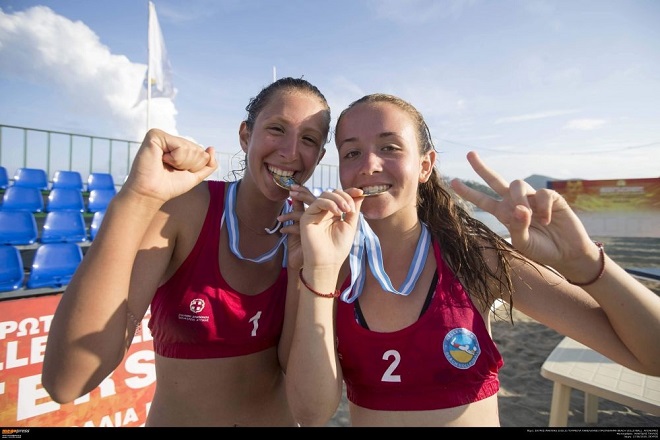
[0,0,659,184]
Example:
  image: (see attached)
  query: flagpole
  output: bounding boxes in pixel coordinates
[137,0,174,129]
[146,1,152,132]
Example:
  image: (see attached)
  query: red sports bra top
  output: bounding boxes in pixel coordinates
[335,239,504,410]
[148,180,288,359]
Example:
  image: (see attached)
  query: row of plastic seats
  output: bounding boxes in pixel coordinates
[0,166,116,192]
[0,166,7,190]
[0,187,115,213]
[0,243,83,292]
[0,210,105,245]
[0,167,117,213]
[52,170,116,191]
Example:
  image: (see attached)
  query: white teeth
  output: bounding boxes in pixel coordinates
[268,165,294,178]
[362,185,388,196]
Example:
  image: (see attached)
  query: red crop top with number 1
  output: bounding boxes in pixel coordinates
[148,180,288,359]
[336,239,504,411]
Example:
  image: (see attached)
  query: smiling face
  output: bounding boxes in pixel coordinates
[240,89,329,200]
[335,100,434,221]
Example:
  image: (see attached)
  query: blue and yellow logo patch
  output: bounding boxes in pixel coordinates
[443,328,480,369]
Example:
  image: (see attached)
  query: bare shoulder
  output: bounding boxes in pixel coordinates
[143,181,212,246]
[156,181,213,276]
[161,180,212,219]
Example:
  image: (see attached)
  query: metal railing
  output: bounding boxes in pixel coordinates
[0,124,339,190]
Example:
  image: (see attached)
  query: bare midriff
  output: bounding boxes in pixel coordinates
[145,347,295,427]
[348,393,501,427]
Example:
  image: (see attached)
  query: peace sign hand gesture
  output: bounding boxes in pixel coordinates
[450,151,600,280]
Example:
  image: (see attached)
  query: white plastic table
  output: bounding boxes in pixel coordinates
[625,267,660,282]
[540,336,660,427]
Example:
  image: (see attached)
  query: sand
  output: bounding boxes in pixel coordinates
[324,237,660,428]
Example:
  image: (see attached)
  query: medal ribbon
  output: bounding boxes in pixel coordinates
[340,215,431,303]
[224,181,290,266]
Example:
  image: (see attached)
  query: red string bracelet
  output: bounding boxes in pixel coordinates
[299,268,340,299]
[566,241,605,287]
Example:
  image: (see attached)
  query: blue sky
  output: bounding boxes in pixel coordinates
[0,0,659,183]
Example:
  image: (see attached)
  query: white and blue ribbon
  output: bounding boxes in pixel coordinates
[340,215,431,303]
[223,181,290,266]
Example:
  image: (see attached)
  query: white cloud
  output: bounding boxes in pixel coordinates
[563,118,606,131]
[494,109,580,124]
[367,0,474,24]
[0,6,178,141]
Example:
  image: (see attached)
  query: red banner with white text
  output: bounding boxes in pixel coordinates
[0,293,155,427]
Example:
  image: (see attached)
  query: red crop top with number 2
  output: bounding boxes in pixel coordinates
[336,239,504,411]
[148,180,287,359]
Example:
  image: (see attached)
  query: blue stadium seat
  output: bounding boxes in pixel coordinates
[0,186,44,212]
[0,211,38,245]
[89,210,105,241]
[51,170,83,190]
[87,188,116,212]
[13,167,48,190]
[0,166,8,189]
[46,187,85,212]
[26,242,83,289]
[0,245,24,292]
[41,211,88,244]
[87,172,115,191]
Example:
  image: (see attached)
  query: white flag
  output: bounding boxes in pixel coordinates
[136,1,175,104]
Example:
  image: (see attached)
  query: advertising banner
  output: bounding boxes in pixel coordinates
[0,294,155,427]
[550,178,660,212]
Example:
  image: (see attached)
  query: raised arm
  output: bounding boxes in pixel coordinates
[451,151,660,375]
[42,129,217,403]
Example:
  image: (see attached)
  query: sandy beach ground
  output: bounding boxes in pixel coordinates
[325,236,660,427]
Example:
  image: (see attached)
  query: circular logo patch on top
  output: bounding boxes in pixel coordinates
[190,298,205,314]
[443,328,480,369]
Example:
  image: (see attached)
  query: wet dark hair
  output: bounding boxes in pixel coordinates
[336,93,534,319]
[245,77,331,139]
[228,77,331,181]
